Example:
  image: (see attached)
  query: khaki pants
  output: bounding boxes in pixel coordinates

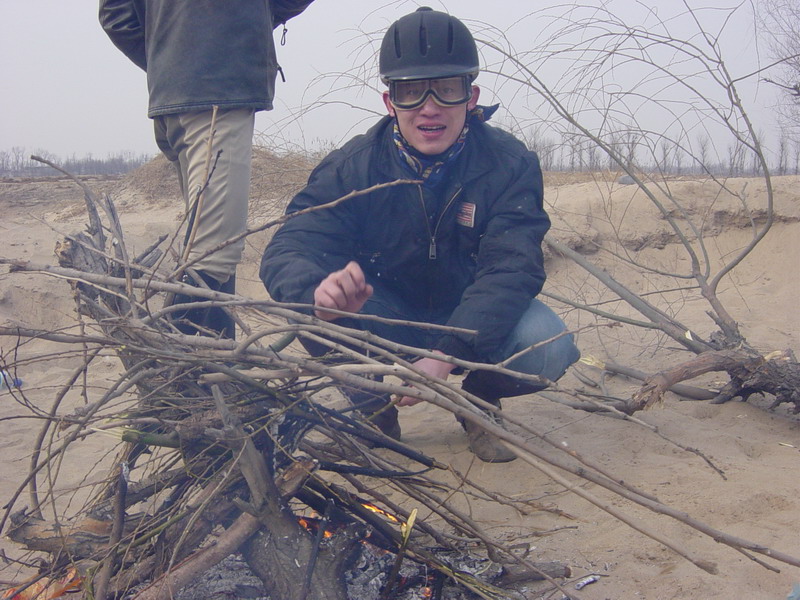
[154,108,254,284]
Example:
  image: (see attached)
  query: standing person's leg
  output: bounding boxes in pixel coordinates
[154,108,255,338]
[459,298,580,462]
[173,108,253,284]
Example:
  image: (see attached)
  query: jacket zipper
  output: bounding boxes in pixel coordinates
[418,186,463,260]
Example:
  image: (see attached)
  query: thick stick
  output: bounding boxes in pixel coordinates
[131,513,260,600]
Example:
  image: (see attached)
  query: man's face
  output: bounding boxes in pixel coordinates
[383,84,480,156]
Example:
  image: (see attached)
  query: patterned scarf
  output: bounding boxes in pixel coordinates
[392,122,467,186]
[392,104,499,187]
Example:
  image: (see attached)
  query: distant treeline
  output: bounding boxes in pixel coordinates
[520,131,800,177]
[0,147,155,177]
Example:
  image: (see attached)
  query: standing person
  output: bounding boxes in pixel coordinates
[99,0,316,338]
[261,7,580,462]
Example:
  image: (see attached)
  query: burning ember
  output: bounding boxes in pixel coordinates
[345,542,443,600]
[296,501,401,542]
[360,501,401,523]
[292,505,483,600]
[297,516,335,538]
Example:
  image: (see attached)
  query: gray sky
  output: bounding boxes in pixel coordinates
[1,1,781,161]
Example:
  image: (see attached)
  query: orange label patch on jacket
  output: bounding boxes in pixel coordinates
[456,202,476,228]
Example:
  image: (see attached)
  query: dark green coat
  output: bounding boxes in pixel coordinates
[99,0,314,117]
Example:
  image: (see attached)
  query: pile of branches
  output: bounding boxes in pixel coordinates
[0,169,576,600]
[2,167,800,600]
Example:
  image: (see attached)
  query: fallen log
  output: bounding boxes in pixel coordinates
[630,348,800,412]
[6,511,127,559]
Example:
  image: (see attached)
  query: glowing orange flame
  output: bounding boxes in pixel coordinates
[360,502,401,523]
[297,516,334,538]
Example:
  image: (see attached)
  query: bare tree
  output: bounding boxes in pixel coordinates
[777,133,789,174]
[659,138,672,174]
[759,0,800,134]
[518,124,559,170]
[10,146,26,173]
[585,139,601,171]
[794,138,800,173]
[696,133,710,173]
[473,1,797,408]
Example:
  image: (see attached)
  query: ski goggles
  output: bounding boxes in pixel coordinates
[388,76,472,110]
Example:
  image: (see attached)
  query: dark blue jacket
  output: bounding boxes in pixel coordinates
[99,0,314,117]
[260,115,550,362]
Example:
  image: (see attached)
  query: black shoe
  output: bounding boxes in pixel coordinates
[169,271,235,339]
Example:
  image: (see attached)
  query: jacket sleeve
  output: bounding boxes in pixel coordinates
[270,0,315,27]
[435,147,550,362]
[99,0,146,71]
[260,147,362,308]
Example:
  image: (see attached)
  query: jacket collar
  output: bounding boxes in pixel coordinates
[373,108,498,186]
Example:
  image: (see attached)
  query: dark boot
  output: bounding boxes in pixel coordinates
[459,377,517,463]
[169,271,236,339]
[460,411,517,463]
[340,382,401,442]
[365,405,402,442]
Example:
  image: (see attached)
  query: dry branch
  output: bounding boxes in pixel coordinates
[132,513,260,600]
[2,169,799,600]
[631,348,800,412]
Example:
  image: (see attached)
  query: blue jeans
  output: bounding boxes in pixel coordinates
[305,287,580,404]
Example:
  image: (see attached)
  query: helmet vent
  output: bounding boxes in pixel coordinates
[447,21,455,54]
[393,28,401,58]
[419,23,428,56]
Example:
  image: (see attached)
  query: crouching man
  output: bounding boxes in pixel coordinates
[260,7,580,462]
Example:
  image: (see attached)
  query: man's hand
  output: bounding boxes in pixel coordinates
[313,261,373,321]
[396,352,455,407]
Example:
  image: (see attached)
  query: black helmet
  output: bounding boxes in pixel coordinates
[379,7,479,83]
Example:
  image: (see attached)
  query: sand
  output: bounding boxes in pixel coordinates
[0,156,797,600]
